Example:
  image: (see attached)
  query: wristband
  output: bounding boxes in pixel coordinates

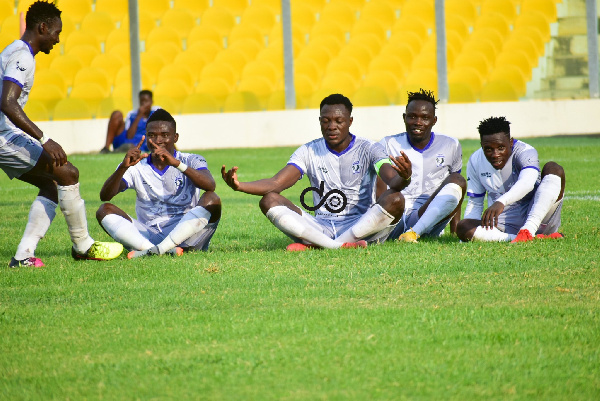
[405,175,412,182]
[39,135,49,145]
[176,162,188,172]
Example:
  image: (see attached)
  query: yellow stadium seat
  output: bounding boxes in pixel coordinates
[460,36,500,68]
[380,42,415,67]
[0,1,14,21]
[346,33,383,58]
[28,84,64,114]
[223,91,262,112]
[448,82,477,103]
[145,41,182,66]
[301,0,327,14]
[337,45,370,75]
[213,0,248,18]
[64,30,100,54]
[350,19,386,45]
[297,43,336,70]
[182,93,220,114]
[185,41,222,66]
[174,0,210,17]
[58,0,92,26]
[470,27,505,55]
[400,0,434,26]
[95,0,128,23]
[514,11,551,42]
[187,25,223,48]
[400,68,438,100]
[228,24,264,46]
[326,56,363,82]
[200,62,238,91]
[481,0,517,21]
[73,67,111,96]
[319,72,359,96]
[454,52,491,79]
[105,28,129,53]
[231,38,265,62]
[511,25,546,52]
[480,80,520,102]
[363,70,401,100]
[162,8,196,42]
[242,60,281,87]
[214,47,250,73]
[112,82,132,100]
[23,99,50,121]
[195,78,232,103]
[1,15,20,42]
[252,0,281,14]
[361,1,395,29]
[49,55,84,87]
[446,14,469,43]
[33,51,56,70]
[120,10,156,41]
[309,20,346,42]
[489,65,528,97]
[238,76,274,108]
[158,63,196,88]
[368,54,407,82]
[503,36,541,69]
[91,53,125,85]
[521,0,558,23]
[58,14,77,38]
[448,66,484,94]
[201,6,236,38]
[241,4,276,36]
[265,90,286,111]
[352,86,390,107]
[291,3,316,36]
[53,98,93,120]
[256,44,283,67]
[97,96,132,118]
[34,70,67,96]
[174,51,207,82]
[495,50,534,80]
[140,52,165,87]
[474,13,511,39]
[145,26,181,50]
[139,0,171,21]
[80,11,116,44]
[293,58,321,84]
[294,73,318,107]
[154,78,192,113]
[388,28,426,57]
[308,88,343,109]
[107,42,130,65]
[65,44,100,68]
[70,82,108,114]
[445,0,477,27]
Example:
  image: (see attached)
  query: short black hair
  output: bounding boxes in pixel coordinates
[25,1,61,30]
[477,116,511,138]
[139,90,153,98]
[406,88,438,110]
[320,93,353,114]
[147,108,176,131]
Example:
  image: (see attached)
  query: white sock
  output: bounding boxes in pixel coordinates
[14,196,57,260]
[412,183,462,236]
[57,183,95,254]
[335,204,394,243]
[472,226,516,242]
[521,174,562,234]
[100,214,154,251]
[157,206,210,254]
[266,206,342,249]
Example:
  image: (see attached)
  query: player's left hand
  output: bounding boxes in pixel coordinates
[148,138,178,166]
[389,151,412,181]
[123,136,148,167]
[482,201,504,229]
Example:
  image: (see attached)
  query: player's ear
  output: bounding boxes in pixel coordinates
[174,133,179,143]
[348,116,353,126]
[433,115,438,126]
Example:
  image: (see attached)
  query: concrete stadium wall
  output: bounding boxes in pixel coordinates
[39,98,600,155]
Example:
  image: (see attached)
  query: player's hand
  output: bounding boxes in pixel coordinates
[123,136,148,167]
[43,138,68,167]
[147,138,178,166]
[389,151,412,181]
[221,165,240,190]
[481,201,504,229]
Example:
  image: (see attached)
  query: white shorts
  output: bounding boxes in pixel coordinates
[0,131,43,179]
[131,216,220,251]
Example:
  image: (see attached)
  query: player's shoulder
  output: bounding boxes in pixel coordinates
[3,41,34,64]
[468,147,485,164]
[433,132,460,145]
[512,139,536,153]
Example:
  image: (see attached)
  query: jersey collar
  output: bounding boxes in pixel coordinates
[326,133,356,156]
[147,150,179,176]
[406,132,435,153]
[20,40,34,56]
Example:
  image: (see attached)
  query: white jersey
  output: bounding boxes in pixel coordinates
[466,139,540,227]
[379,132,462,211]
[288,134,388,221]
[0,40,35,137]
[120,150,209,227]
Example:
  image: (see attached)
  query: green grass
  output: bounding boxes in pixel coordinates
[1,136,599,400]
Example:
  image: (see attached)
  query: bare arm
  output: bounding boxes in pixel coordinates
[126,103,152,139]
[100,136,148,201]
[221,164,301,196]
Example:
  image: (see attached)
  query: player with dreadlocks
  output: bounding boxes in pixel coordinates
[456,116,565,243]
[378,88,466,242]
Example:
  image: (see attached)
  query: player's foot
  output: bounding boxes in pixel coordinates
[511,229,534,243]
[340,240,367,249]
[127,246,183,259]
[8,257,45,268]
[535,232,564,240]
[99,147,111,154]
[72,241,123,261]
[286,243,319,252]
[397,229,420,243]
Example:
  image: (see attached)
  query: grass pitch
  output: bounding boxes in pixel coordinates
[1,136,599,400]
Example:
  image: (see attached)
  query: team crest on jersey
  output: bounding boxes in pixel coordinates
[174,176,184,189]
[318,166,328,174]
[16,61,26,71]
[351,161,361,174]
[435,154,445,167]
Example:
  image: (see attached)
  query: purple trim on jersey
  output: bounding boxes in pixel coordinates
[522,165,540,172]
[454,168,462,174]
[20,40,34,55]
[287,162,304,178]
[119,178,129,192]
[196,167,208,171]
[147,156,169,176]
[467,191,485,198]
[3,77,23,88]
[325,133,356,156]
[406,132,435,153]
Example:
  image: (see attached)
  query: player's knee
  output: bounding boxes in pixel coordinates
[96,203,116,223]
[542,161,564,179]
[448,172,467,190]
[456,219,476,242]
[259,192,280,214]
[379,191,405,217]
[109,110,124,122]
[53,162,79,185]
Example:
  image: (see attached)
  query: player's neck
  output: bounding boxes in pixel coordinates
[20,32,38,55]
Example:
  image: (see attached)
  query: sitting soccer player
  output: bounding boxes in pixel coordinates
[96,109,221,258]
[379,89,466,243]
[456,116,565,243]
[221,93,410,251]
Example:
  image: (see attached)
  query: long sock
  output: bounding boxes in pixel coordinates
[57,183,95,254]
[157,206,211,254]
[100,214,154,251]
[472,226,516,242]
[412,183,463,236]
[266,206,342,249]
[335,204,394,243]
[521,174,562,234]
[14,196,57,260]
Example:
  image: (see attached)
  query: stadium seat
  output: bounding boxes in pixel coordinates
[511,25,546,53]
[33,51,55,70]
[352,86,390,107]
[213,0,249,18]
[181,93,220,114]
[139,0,171,22]
[223,91,263,112]
[228,24,264,47]
[297,43,336,72]
[454,52,491,79]
[201,6,236,38]
[495,50,534,80]
[105,28,129,52]
[399,68,438,103]
[53,98,92,120]
[91,53,125,86]
[120,10,156,41]
[145,26,181,51]
[107,42,130,65]
[111,82,132,100]
[503,37,541,69]
[241,4,276,36]
[345,34,383,58]
[58,0,92,26]
[319,72,359,97]
[0,1,14,21]
[28,84,64,114]
[174,0,210,18]
[200,62,238,92]
[290,3,316,36]
[448,82,477,103]
[73,67,111,96]
[174,51,207,83]
[325,56,363,83]
[337,46,370,76]
[445,0,477,27]
[158,63,196,88]
[514,11,552,42]
[34,70,67,96]
[97,96,132,118]
[294,58,321,84]
[460,36,500,68]
[49,55,84,87]
[95,0,128,23]
[64,30,100,54]
[301,0,327,14]
[162,8,196,43]
[187,25,223,48]
[480,80,520,102]
[145,42,183,66]
[195,78,232,103]
[140,52,166,87]
[309,20,346,44]
[350,21,386,47]
[489,65,528,97]
[448,66,484,94]
[65,44,99,68]
[154,78,192,113]
[238,76,274,108]
[388,28,426,57]
[70,82,108,114]
[80,11,116,44]
[23,99,50,121]
[474,13,511,39]
[360,1,395,30]
[308,88,343,109]
[185,41,222,65]
[379,42,415,68]
[242,60,281,87]
[215,47,251,72]
[446,14,470,44]
[521,0,558,23]
[363,70,401,100]
[470,27,505,55]
[400,0,434,28]
[368,53,407,82]
[253,0,281,14]
[481,0,517,22]
[294,73,318,108]
[265,90,286,111]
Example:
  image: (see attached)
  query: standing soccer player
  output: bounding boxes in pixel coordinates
[456,116,565,242]
[96,109,222,258]
[379,89,466,242]
[0,1,123,267]
[222,93,410,251]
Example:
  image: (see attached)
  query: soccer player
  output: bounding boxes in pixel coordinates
[379,89,466,243]
[96,109,221,258]
[221,94,410,251]
[456,116,565,243]
[1,1,123,267]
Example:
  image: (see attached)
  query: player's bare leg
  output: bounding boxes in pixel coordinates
[101,110,124,153]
